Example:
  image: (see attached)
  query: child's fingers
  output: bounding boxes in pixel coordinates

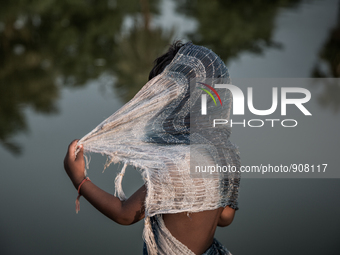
[67,139,79,159]
[75,145,84,161]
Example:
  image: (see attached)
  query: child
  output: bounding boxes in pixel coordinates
[64,41,240,255]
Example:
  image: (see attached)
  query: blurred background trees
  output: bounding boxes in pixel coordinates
[174,0,303,63]
[0,0,339,155]
[0,0,167,154]
[311,1,340,113]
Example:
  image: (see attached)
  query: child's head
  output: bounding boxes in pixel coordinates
[148,41,184,81]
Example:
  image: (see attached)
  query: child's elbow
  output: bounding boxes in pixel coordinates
[112,213,137,225]
[217,218,234,227]
[113,207,144,226]
[116,218,134,226]
[217,206,235,227]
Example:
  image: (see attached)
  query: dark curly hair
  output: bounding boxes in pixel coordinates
[148,41,185,81]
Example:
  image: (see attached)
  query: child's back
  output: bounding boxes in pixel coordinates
[163,207,234,254]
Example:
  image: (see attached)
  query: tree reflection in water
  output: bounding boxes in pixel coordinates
[0,0,164,155]
[1,0,338,155]
[311,2,340,113]
[177,0,340,114]
[174,0,303,64]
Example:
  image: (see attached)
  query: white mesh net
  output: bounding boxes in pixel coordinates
[77,42,240,254]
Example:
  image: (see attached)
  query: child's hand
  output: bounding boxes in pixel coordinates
[64,139,86,189]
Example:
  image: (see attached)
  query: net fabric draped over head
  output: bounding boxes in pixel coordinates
[77,42,240,254]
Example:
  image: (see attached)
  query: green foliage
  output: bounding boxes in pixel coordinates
[0,0,338,154]
[174,0,303,63]
[0,0,162,154]
[312,17,340,113]
[114,22,173,101]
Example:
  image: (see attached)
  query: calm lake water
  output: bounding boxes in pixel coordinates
[1,0,339,254]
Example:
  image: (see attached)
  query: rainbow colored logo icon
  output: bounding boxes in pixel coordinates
[197,82,222,106]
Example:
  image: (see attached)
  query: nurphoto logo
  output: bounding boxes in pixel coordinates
[198,82,312,128]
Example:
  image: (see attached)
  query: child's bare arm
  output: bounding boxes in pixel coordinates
[217,206,235,227]
[78,181,146,225]
[64,140,146,225]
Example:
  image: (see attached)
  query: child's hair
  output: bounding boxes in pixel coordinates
[148,41,184,81]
